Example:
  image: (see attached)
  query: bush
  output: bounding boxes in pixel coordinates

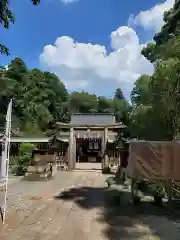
[9,156,19,166]
[12,164,26,176]
[19,143,36,157]
[148,182,165,198]
[136,180,165,197]
[14,143,36,176]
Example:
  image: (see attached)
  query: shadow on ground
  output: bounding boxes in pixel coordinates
[54,185,180,239]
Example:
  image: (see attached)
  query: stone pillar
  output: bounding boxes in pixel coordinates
[102,127,110,174]
[68,127,74,170]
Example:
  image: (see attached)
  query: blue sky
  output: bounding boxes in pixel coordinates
[0,0,174,99]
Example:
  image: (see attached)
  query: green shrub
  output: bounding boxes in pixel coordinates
[12,164,26,176]
[19,143,36,157]
[14,143,37,176]
[148,182,165,198]
[9,156,19,166]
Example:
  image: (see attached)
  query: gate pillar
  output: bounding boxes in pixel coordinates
[102,127,110,174]
[68,127,76,170]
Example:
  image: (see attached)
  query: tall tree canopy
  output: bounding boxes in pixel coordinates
[131,75,151,106]
[130,0,180,140]
[114,88,125,100]
[0,58,69,135]
[141,0,180,63]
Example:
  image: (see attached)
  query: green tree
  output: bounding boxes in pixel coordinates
[134,0,180,140]
[154,0,180,45]
[97,96,112,113]
[0,57,70,134]
[43,72,69,123]
[150,59,180,139]
[114,88,125,100]
[112,88,130,124]
[68,92,98,113]
[7,58,28,80]
[112,99,129,124]
[131,75,151,105]
[141,0,180,62]
[17,69,54,131]
[142,37,180,63]
[129,104,169,140]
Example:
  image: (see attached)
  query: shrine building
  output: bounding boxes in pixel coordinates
[56,113,126,173]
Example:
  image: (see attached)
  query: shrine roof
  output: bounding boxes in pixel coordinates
[71,113,115,125]
[57,113,126,129]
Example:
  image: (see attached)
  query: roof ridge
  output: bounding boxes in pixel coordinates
[72,113,114,116]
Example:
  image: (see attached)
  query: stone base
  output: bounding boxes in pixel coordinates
[51,165,57,176]
[24,164,57,181]
[57,162,68,171]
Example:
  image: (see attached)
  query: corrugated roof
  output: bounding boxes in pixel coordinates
[71,114,116,125]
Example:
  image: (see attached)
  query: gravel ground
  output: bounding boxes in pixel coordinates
[0,163,180,240]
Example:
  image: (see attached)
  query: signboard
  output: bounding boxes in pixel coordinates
[75,131,102,139]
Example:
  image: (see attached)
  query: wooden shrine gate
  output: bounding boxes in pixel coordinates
[56,114,126,173]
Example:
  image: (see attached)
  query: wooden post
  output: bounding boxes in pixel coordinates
[131,178,136,204]
[102,127,110,174]
[167,179,172,207]
[68,127,74,170]
[73,131,76,169]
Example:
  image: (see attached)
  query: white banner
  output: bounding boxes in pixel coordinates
[0,99,12,181]
[0,99,12,224]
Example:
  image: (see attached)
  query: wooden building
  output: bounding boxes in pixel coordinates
[56,113,126,173]
[0,136,51,157]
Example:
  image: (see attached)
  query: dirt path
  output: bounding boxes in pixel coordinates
[0,165,180,239]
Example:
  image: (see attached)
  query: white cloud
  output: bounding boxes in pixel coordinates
[129,0,174,32]
[40,26,153,96]
[60,0,78,4]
